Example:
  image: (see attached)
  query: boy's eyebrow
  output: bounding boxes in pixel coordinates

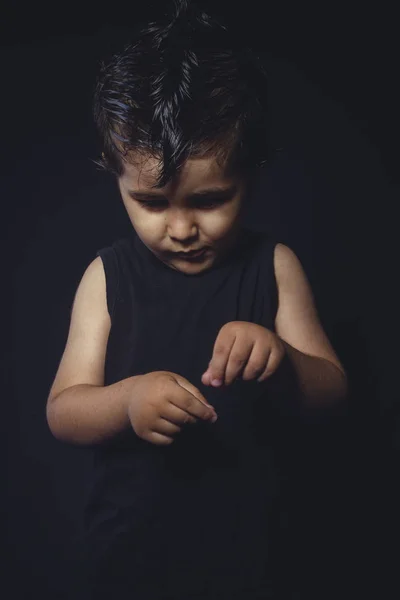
[127,184,237,201]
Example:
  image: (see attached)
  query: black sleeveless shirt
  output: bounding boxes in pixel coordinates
[83,227,289,600]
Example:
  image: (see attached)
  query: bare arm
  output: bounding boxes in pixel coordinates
[274,243,348,408]
[47,377,142,445]
[46,256,136,445]
[279,341,348,407]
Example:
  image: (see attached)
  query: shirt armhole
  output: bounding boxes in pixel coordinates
[96,246,120,322]
[263,237,279,328]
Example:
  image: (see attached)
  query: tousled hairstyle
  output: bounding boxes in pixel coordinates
[93,0,279,188]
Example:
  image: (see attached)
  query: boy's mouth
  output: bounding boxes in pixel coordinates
[174,248,207,260]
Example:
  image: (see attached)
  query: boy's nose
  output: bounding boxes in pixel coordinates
[167,212,197,241]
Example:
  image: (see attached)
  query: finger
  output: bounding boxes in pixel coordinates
[172,393,216,422]
[256,345,285,382]
[201,370,212,386]
[153,417,182,436]
[174,375,215,411]
[161,403,197,426]
[241,341,271,381]
[147,431,174,446]
[207,329,237,386]
[224,337,255,386]
[172,378,217,421]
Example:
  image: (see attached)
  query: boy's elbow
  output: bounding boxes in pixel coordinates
[46,396,89,445]
[46,398,68,441]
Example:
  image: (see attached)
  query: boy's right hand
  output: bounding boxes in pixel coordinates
[127,371,218,446]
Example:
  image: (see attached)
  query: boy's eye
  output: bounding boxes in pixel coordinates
[138,200,165,210]
[137,197,227,210]
[200,198,225,208]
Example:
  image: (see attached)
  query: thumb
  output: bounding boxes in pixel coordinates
[201,370,212,385]
[173,373,215,410]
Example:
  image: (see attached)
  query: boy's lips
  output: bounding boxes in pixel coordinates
[174,248,207,259]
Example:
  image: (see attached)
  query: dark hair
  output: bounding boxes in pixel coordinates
[93,0,279,188]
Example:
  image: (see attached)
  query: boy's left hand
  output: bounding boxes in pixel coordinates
[201,321,285,387]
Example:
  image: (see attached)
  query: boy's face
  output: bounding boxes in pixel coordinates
[118,153,246,274]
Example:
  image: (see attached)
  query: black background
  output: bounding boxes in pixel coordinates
[5,1,399,598]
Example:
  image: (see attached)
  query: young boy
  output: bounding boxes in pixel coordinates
[46,2,347,598]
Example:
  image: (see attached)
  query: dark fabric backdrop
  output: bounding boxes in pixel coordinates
[5,2,398,599]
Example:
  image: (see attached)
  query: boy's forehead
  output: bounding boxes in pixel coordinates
[120,154,233,190]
